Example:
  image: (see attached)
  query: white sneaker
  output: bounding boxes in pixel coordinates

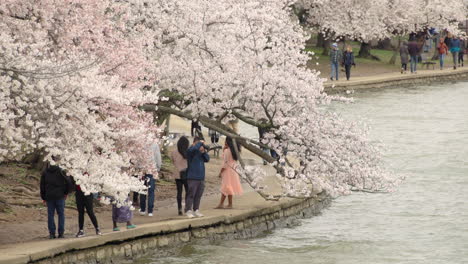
[139,210,146,216]
[186,210,195,219]
[194,210,204,218]
[148,213,153,217]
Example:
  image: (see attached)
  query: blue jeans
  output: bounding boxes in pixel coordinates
[47,199,65,236]
[452,52,459,68]
[331,62,339,80]
[439,53,445,68]
[140,174,155,214]
[410,55,418,73]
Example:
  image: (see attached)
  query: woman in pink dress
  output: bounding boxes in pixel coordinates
[215,137,243,209]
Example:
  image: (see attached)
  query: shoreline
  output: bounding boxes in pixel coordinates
[324,67,468,93]
[0,193,330,264]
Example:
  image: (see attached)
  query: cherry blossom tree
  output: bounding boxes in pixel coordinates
[0,0,161,203]
[140,0,399,199]
[298,0,467,41]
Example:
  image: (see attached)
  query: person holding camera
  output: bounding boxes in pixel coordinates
[185,136,210,218]
[171,136,189,216]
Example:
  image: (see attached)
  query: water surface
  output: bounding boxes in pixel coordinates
[140,82,468,264]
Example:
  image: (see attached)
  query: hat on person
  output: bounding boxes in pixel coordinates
[332,43,338,48]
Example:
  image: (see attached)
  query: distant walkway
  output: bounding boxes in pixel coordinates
[324,67,468,93]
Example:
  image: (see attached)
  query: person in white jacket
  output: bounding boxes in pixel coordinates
[139,142,162,217]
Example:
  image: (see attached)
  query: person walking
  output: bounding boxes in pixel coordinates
[185,136,210,218]
[139,142,161,217]
[400,41,409,73]
[170,136,189,216]
[75,181,101,238]
[437,37,449,70]
[112,197,136,231]
[449,36,461,69]
[342,45,356,80]
[408,38,419,74]
[458,38,465,67]
[215,137,243,209]
[40,161,71,239]
[329,43,342,81]
[191,120,201,137]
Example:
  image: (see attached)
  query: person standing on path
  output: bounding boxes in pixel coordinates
[342,45,355,80]
[215,137,243,209]
[40,161,71,239]
[458,38,465,67]
[185,136,210,218]
[170,136,189,216]
[408,38,419,74]
[449,36,461,70]
[75,180,101,238]
[400,41,409,73]
[437,37,449,70]
[139,142,162,217]
[329,43,342,81]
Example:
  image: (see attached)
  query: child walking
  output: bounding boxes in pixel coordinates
[112,198,136,231]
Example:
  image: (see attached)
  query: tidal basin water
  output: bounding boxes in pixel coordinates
[139,81,468,264]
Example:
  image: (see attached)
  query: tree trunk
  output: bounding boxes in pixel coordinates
[316,33,325,48]
[322,38,330,56]
[317,32,330,55]
[377,38,393,50]
[357,42,380,61]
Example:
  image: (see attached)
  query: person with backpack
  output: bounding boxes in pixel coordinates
[437,37,449,70]
[449,36,461,69]
[170,136,189,216]
[74,174,102,238]
[342,45,356,80]
[215,137,243,209]
[40,159,72,239]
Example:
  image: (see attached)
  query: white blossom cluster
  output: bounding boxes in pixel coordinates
[298,0,467,40]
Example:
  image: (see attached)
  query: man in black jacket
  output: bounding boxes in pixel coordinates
[40,163,71,239]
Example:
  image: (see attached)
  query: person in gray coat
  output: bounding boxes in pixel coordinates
[399,41,409,74]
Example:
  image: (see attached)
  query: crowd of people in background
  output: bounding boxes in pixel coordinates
[400,31,466,74]
[39,123,247,239]
[328,30,467,81]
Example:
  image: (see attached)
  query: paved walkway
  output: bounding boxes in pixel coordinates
[324,66,468,92]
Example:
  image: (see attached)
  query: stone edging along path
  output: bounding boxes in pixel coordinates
[324,67,468,93]
[0,192,331,264]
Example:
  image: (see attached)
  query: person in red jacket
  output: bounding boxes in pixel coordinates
[437,37,449,70]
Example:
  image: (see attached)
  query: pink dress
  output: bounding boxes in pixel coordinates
[220,148,243,196]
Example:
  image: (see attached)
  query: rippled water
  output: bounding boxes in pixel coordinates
[140,82,468,264]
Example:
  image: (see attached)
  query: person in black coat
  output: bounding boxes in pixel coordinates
[342,45,356,80]
[40,162,71,239]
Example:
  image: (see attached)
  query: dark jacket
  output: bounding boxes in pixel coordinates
[407,41,419,56]
[40,166,70,201]
[186,142,210,181]
[449,38,461,53]
[342,51,355,66]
